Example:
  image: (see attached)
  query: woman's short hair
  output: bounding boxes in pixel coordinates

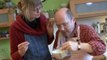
[17,0,42,20]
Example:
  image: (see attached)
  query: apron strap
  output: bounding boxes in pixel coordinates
[77,26,81,45]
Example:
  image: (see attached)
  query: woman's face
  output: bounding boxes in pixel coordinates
[21,0,43,20]
[29,6,42,20]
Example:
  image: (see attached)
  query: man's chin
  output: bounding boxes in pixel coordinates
[62,32,67,36]
[62,32,70,37]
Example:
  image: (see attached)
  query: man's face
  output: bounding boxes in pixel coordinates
[56,15,75,36]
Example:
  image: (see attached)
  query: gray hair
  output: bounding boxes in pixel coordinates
[66,9,73,20]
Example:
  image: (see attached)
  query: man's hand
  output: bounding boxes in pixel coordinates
[18,41,30,57]
[52,53,62,60]
[61,41,78,51]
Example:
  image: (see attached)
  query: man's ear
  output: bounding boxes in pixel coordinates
[72,17,76,23]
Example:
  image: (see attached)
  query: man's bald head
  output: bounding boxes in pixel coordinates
[54,8,68,21]
[55,8,68,18]
[54,8,75,37]
[54,8,73,23]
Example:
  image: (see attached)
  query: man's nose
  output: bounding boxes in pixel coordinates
[59,25,65,31]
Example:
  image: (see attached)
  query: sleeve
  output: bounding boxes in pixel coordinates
[46,18,54,45]
[9,25,24,60]
[84,25,106,56]
[47,33,54,44]
[41,14,54,45]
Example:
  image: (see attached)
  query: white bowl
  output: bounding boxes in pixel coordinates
[52,49,68,59]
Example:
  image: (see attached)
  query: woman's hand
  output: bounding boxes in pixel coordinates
[18,41,30,57]
[47,20,54,37]
[61,41,78,51]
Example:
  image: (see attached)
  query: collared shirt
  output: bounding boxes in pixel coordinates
[54,24,106,56]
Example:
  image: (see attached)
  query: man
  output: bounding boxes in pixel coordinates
[52,8,106,60]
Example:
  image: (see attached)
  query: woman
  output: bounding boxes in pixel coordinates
[9,0,54,60]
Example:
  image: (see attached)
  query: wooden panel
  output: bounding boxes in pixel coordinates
[71,0,106,4]
[0,22,9,27]
[77,10,107,18]
[70,0,107,19]
[0,37,9,41]
[0,9,9,14]
[0,8,14,27]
